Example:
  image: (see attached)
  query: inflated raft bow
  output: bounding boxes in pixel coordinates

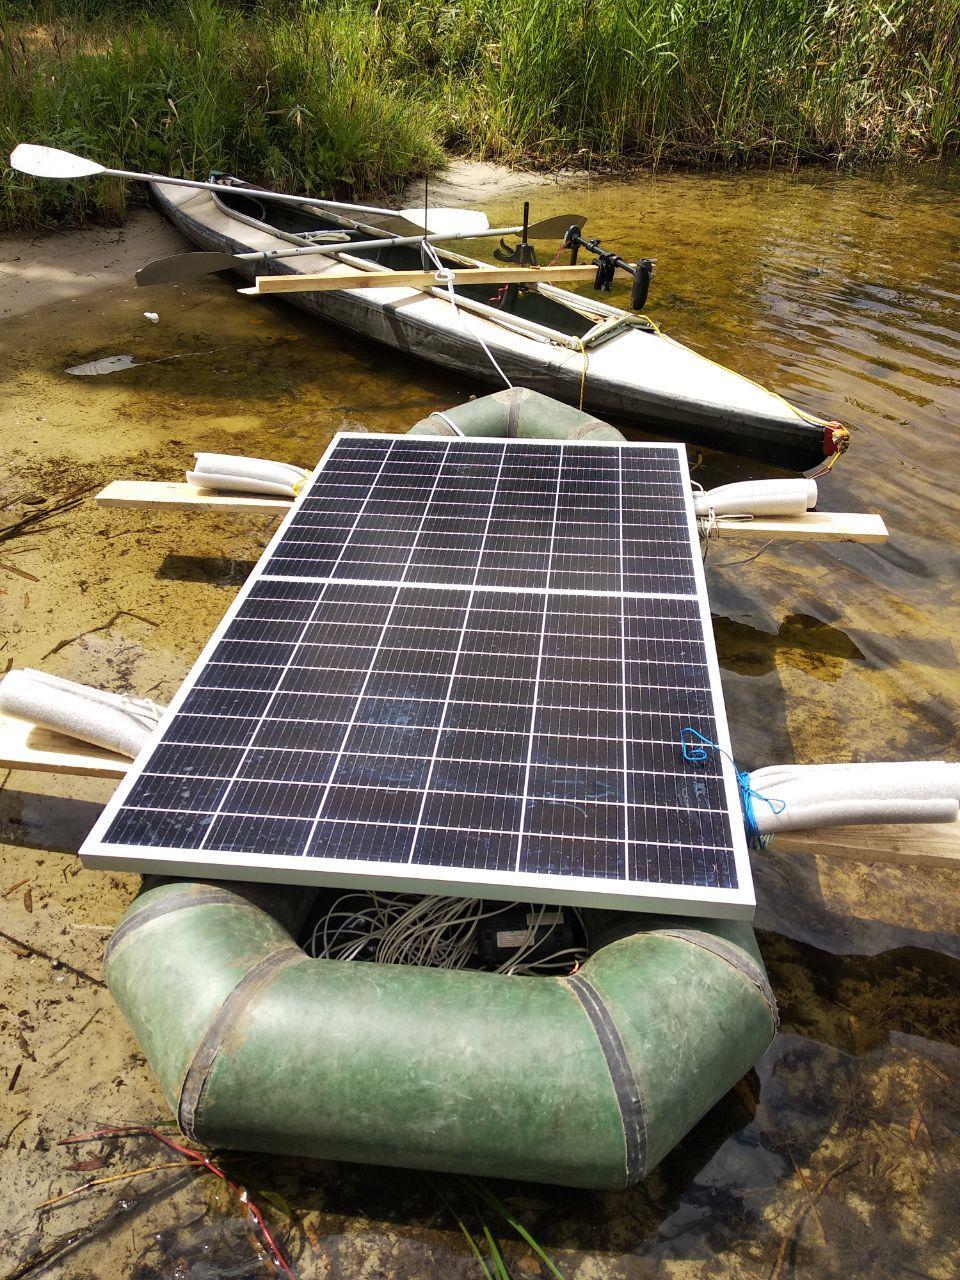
[106,879,774,1189]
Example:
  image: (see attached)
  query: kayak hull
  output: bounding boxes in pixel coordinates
[150,181,846,472]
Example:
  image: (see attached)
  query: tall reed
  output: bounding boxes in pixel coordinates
[1,0,957,231]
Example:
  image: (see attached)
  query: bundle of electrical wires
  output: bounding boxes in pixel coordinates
[307,892,587,975]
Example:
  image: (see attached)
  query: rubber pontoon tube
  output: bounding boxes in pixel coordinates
[693,479,817,518]
[105,881,777,1190]
[187,453,309,498]
[409,386,627,442]
[0,668,162,758]
[750,762,960,833]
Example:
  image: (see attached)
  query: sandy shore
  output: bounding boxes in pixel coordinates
[0,208,190,320]
[402,158,582,206]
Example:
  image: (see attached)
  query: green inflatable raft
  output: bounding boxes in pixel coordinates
[104,388,777,1191]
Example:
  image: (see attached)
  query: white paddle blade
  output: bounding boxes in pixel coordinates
[397,207,490,235]
[10,143,105,179]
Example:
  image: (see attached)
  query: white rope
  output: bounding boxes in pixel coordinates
[421,240,513,390]
[429,410,466,436]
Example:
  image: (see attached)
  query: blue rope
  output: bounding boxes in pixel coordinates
[679,727,785,850]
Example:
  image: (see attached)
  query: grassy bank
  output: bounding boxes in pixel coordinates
[2,0,958,231]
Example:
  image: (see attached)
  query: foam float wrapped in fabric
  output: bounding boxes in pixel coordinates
[750,762,960,831]
[105,879,777,1190]
[693,478,818,519]
[187,453,309,498]
[0,668,161,758]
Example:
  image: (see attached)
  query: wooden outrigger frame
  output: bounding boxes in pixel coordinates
[6,474,940,875]
[94,481,889,544]
[1,713,954,870]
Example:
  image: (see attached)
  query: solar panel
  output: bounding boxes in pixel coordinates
[81,435,753,918]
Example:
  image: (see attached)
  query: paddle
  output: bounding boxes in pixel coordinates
[135,213,587,286]
[8,144,490,237]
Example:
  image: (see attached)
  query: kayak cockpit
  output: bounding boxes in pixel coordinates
[210,179,598,338]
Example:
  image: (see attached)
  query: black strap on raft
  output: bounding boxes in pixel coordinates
[564,226,655,312]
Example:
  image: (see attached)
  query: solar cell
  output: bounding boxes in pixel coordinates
[81,435,753,918]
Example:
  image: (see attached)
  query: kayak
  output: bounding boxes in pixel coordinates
[149,178,848,472]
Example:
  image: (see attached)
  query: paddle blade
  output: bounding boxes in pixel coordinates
[397,207,490,235]
[10,143,105,179]
[526,213,588,238]
[136,250,241,286]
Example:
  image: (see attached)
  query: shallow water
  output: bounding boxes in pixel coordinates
[1,164,958,1278]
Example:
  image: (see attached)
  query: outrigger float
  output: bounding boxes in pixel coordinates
[10,144,852,473]
[2,391,956,1191]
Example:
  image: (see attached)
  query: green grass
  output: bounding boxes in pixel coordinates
[2,0,958,231]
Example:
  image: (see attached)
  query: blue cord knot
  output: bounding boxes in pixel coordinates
[679,728,785,850]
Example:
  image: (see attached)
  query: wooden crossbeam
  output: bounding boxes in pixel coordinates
[240,264,609,296]
[96,480,290,515]
[94,481,889,543]
[767,823,960,871]
[0,713,129,778]
[705,511,888,543]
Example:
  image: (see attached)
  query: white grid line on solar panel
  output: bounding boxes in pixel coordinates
[288,515,687,529]
[107,799,735,852]
[219,615,706,642]
[298,454,479,858]
[256,576,697,600]
[304,455,625,466]
[184,437,403,851]
[404,441,510,862]
[136,757,721,788]
[189,660,708,685]
[124,790,730,819]
[276,535,693,554]
[201,647,705,668]
[288,504,683,521]
[307,455,677,464]
[203,633,707,654]
[136,758,723,785]
[263,574,695,595]
[300,478,682,489]
[296,480,686,496]
[274,541,690,558]
[196,449,486,855]
[319,462,682,479]
[616,448,632,880]
[155,717,717,744]
[288,504,680,518]
[513,457,557,874]
[230,601,701,627]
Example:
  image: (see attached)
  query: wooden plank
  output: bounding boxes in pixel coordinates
[767,822,960,870]
[0,714,130,778]
[242,264,609,296]
[95,483,888,545]
[712,511,888,542]
[95,480,290,515]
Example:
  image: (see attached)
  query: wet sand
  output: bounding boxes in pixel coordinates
[1,162,958,1278]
